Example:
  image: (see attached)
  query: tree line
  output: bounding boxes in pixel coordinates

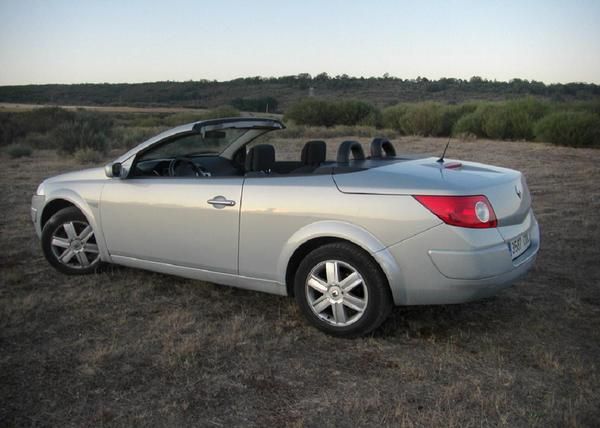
[0,74,598,110]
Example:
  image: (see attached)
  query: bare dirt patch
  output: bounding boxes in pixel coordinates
[1,138,599,426]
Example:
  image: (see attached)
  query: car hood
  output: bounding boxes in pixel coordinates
[43,167,107,185]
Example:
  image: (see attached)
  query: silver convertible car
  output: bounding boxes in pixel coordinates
[31,117,539,337]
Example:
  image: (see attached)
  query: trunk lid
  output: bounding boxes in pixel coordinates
[333,157,531,226]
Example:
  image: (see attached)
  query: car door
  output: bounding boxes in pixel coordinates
[100,177,242,274]
[100,129,245,274]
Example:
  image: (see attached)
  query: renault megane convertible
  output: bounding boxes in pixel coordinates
[31,117,539,336]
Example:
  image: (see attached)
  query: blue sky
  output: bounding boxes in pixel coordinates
[1,0,599,85]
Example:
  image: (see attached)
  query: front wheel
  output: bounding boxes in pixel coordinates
[294,242,392,337]
[41,207,101,275]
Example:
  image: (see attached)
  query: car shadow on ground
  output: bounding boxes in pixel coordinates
[98,262,526,343]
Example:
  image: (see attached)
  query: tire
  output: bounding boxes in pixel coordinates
[294,242,393,337]
[41,206,101,275]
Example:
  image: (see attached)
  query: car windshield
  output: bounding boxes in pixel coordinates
[139,129,248,161]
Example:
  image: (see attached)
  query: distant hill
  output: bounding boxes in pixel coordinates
[1,74,599,112]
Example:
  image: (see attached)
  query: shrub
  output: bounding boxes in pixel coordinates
[19,132,52,149]
[27,107,76,134]
[534,112,600,147]
[201,105,240,120]
[453,110,484,137]
[399,102,446,136]
[381,104,409,132]
[113,126,165,148]
[277,124,397,140]
[452,98,549,140]
[285,99,380,127]
[382,102,477,137]
[231,97,278,112]
[74,147,105,163]
[480,104,510,139]
[286,99,338,127]
[0,114,24,146]
[337,100,381,127]
[53,119,110,155]
[439,103,478,136]
[6,143,33,158]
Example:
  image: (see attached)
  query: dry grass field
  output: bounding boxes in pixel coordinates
[1,137,599,426]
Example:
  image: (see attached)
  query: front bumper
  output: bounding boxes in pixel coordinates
[31,194,45,238]
[382,211,540,305]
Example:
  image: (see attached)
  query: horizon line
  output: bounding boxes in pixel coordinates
[1,73,599,87]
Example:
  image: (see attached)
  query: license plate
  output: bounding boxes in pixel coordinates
[509,231,531,259]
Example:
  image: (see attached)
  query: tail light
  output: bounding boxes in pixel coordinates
[414,195,497,228]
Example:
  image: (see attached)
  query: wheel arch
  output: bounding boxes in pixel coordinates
[40,190,111,262]
[280,221,403,302]
[41,199,77,229]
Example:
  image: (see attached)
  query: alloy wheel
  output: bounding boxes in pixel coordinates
[50,220,100,269]
[305,260,368,327]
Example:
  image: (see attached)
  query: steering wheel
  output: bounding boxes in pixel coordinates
[168,157,210,177]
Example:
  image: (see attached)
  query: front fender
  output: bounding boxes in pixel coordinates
[41,188,111,263]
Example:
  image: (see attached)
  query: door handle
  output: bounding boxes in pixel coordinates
[207,195,236,208]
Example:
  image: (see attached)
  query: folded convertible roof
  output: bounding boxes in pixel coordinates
[192,117,285,132]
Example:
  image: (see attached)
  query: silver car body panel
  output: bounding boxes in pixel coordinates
[32,118,539,306]
[100,177,243,274]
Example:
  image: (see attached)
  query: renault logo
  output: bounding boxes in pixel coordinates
[515,184,522,199]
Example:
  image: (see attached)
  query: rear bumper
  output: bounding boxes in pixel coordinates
[380,211,540,305]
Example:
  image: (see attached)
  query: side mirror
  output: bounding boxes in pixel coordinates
[105,162,123,178]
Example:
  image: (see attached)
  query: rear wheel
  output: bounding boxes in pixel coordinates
[41,207,101,275]
[294,242,392,337]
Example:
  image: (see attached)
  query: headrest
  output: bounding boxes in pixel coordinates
[245,144,275,172]
[337,140,365,163]
[370,137,396,158]
[301,140,327,166]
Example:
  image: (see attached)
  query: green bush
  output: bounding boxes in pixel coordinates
[399,102,446,136]
[200,105,240,120]
[74,147,105,163]
[452,98,549,140]
[113,126,165,148]
[161,106,241,127]
[18,132,52,149]
[0,114,24,145]
[382,102,478,136]
[27,107,76,134]
[53,119,110,155]
[285,99,380,127]
[278,124,397,139]
[534,112,600,147]
[439,103,478,136]
[453,110,484,137]
[231,97,278,112]
[381,104,409,132]
[6,143,33,158]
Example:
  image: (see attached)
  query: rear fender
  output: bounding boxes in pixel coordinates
[277,221,405,303]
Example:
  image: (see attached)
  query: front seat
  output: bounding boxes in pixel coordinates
[293,140,327,173]
[245,144,276,175]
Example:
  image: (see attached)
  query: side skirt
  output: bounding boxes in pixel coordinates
[111,255,287,296]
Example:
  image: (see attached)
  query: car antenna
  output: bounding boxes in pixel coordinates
[437,137,451,163]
